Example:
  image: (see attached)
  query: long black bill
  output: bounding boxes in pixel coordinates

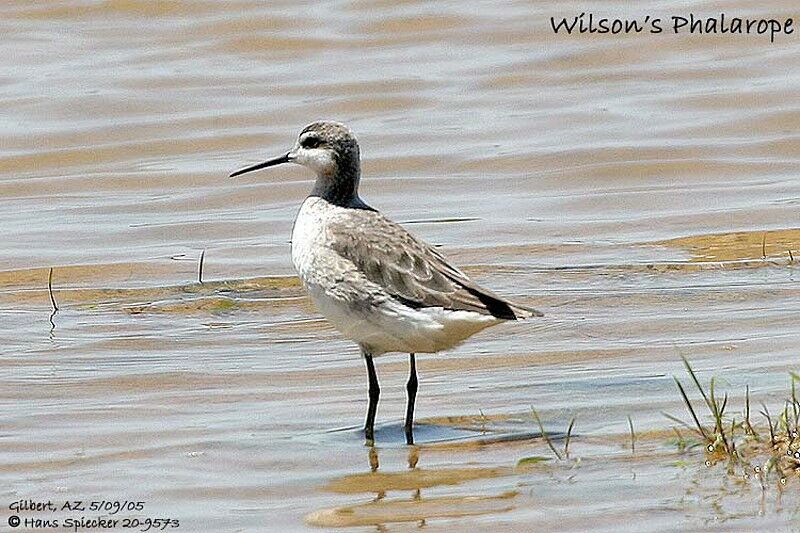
[229,152,291,178]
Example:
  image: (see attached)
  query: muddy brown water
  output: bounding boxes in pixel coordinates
[2,1,800,531]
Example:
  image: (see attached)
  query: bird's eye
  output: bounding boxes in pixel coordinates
[301,136,322,149]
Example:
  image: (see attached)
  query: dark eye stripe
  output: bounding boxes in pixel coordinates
[301,136,321,149]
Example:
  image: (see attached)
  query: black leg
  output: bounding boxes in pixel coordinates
[364,351,380,444]
[405,353,418,445]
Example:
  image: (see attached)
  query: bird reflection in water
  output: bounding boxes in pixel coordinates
[305,444,516,528]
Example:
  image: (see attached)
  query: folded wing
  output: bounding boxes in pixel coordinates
[327,210,541,320]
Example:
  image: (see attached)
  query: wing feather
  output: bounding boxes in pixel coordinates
[327,210,541,320]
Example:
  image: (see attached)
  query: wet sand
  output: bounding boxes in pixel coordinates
[2,1,800,531]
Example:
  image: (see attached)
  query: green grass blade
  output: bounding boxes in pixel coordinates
[674,377,708,440]
[530,407,562,461]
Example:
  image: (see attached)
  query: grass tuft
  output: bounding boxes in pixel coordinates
[530,406,562,460]
[667,357,800,483]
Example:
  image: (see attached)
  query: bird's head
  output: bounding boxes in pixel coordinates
[230,120,360,180]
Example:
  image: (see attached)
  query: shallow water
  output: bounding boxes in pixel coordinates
[2,1,800,531]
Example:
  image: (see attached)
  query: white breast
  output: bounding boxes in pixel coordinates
[290,196,331,280]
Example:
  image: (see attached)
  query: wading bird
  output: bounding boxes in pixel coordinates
[231,121,540,445]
